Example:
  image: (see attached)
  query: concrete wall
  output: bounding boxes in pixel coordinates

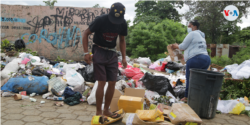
[1,4,110,61]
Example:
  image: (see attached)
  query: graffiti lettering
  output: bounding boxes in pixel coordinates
[27,16,54,33]
[12,26,31,30]
[0,26,9,29]
[21,26,82,50]
[1,17,26,23]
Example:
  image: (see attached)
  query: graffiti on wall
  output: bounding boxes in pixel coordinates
[1,4,109,60]
[24,7,109,50]
[21,26,82,50]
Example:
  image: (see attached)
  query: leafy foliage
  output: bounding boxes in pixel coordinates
[220,78,250,100]
[134,1,183,24]
[211,55,232,67]
[127,19,187,61]
[241,110,250,117]
[93,4,104,8]
[231,41,250,64]
[1,39,10,52]
[43,0,57,9]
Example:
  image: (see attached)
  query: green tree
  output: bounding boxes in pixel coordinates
[93,4,102,8]
[133,1,183,24]
[231,40,250,64]
[127,19,187,61]
[184,1,250,44]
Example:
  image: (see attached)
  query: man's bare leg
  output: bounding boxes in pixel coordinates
[103,81,116,116]
[96,81,106,115]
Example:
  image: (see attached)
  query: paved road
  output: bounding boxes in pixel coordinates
[1,96,250,125]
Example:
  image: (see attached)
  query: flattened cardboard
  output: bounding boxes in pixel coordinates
[125,88,145,97]
[110,88,145,112]
[168,103,202,125]
[122,113,174,125]
[167,45,185,65]
[110,89,123,112]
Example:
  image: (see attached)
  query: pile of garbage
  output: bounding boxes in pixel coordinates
[1,44,250,124]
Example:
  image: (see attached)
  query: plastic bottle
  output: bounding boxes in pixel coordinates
[53,96,65,101]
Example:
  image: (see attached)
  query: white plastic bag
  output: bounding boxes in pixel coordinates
[65,69,84,86]
[1,58,22,79]
[164,56,172,62]
[87,81,109,105]
[30,56,43,65]
[145,90,159,103]
[137,57,151,65]
[118,56,130,63]
[235,66,250,79]
[225,64,238,73]
[225,60,250,79]
[115,80,130,93]
[217,100,239,113]
[63,63,81,71]
[5,56,17,63]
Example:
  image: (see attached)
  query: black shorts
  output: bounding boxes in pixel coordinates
[92,45,118,81]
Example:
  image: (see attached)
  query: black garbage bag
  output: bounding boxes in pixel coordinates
[176,79,183,86]
[140,72,176,96]
[14,39,26,50]
[165,61,183,71]
[4,46,13,52]
[32,67,52,78]
[77,64,95,82]
[173,85,186,99]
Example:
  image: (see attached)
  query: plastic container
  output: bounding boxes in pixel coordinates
[47,77,67,94]
[187,68,224,119]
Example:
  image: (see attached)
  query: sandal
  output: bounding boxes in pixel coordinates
[105,112,121,119]
[91,115,109,125]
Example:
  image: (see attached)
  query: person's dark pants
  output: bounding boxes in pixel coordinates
[92,45,118,81]
[185,54,211,97]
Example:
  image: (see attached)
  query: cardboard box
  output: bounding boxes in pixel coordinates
[122,113,174,125]
[167,45,185,65]
[168,103,202,125]
[110,88,145,112]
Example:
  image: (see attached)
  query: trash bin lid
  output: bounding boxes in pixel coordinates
[190,68,224,76]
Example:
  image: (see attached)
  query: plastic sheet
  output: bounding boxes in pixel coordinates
[217,100,239,114]
[225,60,250,79]
[1,75,49,94]
[87,81,109,105]
[1,58,22,79]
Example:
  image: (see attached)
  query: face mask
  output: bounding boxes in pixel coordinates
[187,28,192,33]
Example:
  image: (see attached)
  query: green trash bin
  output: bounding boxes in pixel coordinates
[188,68,224,119]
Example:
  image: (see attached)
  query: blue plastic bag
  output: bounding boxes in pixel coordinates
[1,75,49,94]
[165,68,175,73]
